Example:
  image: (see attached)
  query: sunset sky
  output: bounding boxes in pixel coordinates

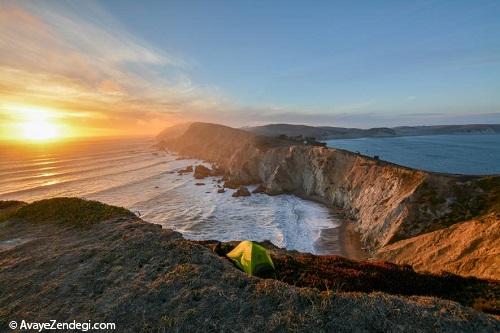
[1,0,500,141]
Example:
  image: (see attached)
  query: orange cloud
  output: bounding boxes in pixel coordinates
[0,1,229,140]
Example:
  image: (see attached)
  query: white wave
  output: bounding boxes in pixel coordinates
[0,138,341,254]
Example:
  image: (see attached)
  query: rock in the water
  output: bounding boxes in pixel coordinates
[252,184,267,194]
[195,182,205,186]
[177,165,193,175]
[232,186,251,197]
[194,165,213,179]
[217,188,225,193]
[223,179,240,189]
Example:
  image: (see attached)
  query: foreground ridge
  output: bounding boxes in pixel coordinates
[0,198,498,332]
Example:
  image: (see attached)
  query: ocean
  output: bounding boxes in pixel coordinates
[325,134,500,175]
[0,138,340,255]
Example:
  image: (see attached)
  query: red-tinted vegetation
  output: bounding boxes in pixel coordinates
[200,240,499,315]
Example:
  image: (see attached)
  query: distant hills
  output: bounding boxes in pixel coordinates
[244,124,500,140]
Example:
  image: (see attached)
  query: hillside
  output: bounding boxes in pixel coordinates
[0,198,498,332]
[378,213,500,280]
[245,123,500,140]
[158,122,500,280]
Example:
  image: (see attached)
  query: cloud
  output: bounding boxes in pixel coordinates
[0,0,227,137]
[1,0,498,137]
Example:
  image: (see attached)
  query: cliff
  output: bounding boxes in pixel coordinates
[159,123,499,279]
[0,198,498,332]
[159,123,498,247]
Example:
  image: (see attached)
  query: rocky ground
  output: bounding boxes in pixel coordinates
[0,198,499,332]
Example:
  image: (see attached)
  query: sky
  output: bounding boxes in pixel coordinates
[1,0,500,140]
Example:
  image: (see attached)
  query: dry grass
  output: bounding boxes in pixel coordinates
[0,198,498,332]
[0,200,25,222]
[10,198,132,227]
[201,240,500,315]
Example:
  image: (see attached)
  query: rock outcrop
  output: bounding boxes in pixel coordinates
[193,165,213,179]
[0,198,498,332]
[232,186,251,197]
[158,123,500,278]
[177,165,193,175]
[223,179,241,189]
[252,184,267,194]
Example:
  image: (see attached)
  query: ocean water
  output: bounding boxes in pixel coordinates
[0,138,340,254]
[325,134,500,175]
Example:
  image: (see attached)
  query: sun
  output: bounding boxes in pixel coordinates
[6,104,64,142]
[21,120,60,141]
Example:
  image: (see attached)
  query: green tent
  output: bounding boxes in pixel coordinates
[226,240,275,276]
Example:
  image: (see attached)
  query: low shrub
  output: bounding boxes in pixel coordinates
[12,197,132,227]
[0,200,26,222]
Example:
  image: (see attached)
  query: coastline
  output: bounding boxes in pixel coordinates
[313,208,368,259]
[256,190,364,257]
[338,219,368,260]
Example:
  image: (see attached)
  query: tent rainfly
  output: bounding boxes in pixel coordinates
[226,240,275,276]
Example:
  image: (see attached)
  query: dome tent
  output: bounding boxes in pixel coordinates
[226,240,275,277]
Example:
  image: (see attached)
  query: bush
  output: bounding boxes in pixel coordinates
[12,197,132,227]
[0,200,26,222]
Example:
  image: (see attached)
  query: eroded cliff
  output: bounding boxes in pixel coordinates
[159,123,499,257]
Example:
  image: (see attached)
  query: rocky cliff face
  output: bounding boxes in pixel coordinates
[159,123,499,252]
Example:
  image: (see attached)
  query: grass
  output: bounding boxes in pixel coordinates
[201,240,500,315]
[10,197,132,227]
[413,176,500,234]
[477,176,500,214]
[431,176,500,229]
[0,201,26,222]
[271,252,499,315]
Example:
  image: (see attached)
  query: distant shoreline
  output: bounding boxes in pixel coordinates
[323,133,500,176]
[245,123,500,141]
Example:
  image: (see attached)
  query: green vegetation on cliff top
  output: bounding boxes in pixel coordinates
[1,198,131,227]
